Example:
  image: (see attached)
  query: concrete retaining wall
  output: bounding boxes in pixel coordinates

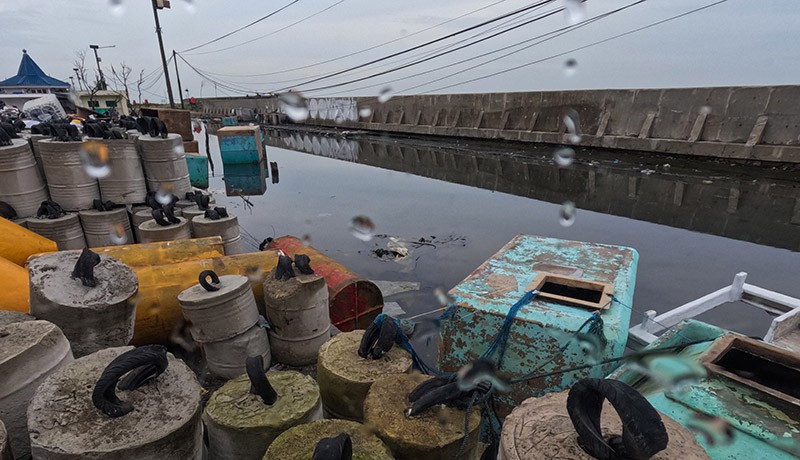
[199,86,800,163]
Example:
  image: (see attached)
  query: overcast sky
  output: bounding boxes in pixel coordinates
[1,0,797,103]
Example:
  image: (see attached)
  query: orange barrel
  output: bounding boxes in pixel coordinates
[0,256,29,312]
[130,250,279,345]
[268,236,383,331]
[0,217,57,266]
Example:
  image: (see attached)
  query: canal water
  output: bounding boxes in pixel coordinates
[202,126,800,345]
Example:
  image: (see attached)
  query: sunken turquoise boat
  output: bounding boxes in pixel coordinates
[438,234,638,411]
[610,319,800,459]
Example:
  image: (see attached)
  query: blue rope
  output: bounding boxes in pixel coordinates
[481,290,538,368]
[373,313,449,376]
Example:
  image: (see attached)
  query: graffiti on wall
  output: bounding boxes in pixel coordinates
[305,98,358,122]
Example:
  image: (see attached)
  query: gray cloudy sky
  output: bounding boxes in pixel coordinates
[1,0,797,103]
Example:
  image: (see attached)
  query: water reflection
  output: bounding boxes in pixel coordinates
[264,128,800,252]
[222,161,268,196]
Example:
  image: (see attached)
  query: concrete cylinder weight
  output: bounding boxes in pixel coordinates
[203,370,323,460]
[0,139,49,217]
[26,213,87,250]
[203,324,271,379]
[263,271,331,366]
[192,213,245,255]
[137,217,191,243]
[137,134,192,197]
[0,320,73,459]
[28,251,139,357]
[98,138,147,204]
[27,346,203,459]
[79,207,135,247]
[38,139,100,211]
[317,330,413,421]
[178,274,259,343]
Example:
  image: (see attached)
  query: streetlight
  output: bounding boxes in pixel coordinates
[72,67,84,91]
[88,44,116,90]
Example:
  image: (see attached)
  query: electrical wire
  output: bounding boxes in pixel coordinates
[179,0,301,53]
[186,0,347,56]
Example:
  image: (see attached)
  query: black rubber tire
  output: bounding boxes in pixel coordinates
[566,378,668,460]
[91,345,168,418]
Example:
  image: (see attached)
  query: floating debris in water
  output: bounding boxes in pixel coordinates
[79,141,111,179]
[377,86,394,104]
[349,215,375,241]
[563,58,578,77]
[553,147,575,167]
[279,92,309,122]
[559,201,576,227]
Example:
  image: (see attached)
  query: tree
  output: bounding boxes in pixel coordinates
[73,50,100,109]
[108,62,133,107]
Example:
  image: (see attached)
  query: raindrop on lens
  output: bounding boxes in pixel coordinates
[699,105,712,115]
[563,108,582,144]
[155,186,174,205]
[358,105,373,118]
[564,0,586,25]
[349,215,375,241]
[687,413,735,446]
[79,141,111,178]
[455,359,511,393]
[553,147,575,167]
[173,144,185,155]
[434,287,454,307]
[109,0,126,16]
[377,86,394,103]
[573,333,601,364]
[334,112,345,124]
[279,92,309,122]
[564,58,578,77]
[645,356,707,393]
[301,234,313,245]
[559,201,576,227]
[180,0,196,13]
[109,223,127,244]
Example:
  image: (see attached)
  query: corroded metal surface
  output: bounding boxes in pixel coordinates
[438,234,638,411]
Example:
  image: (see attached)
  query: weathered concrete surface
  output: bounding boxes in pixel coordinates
[265,131,800,252]
[137,217,191,243]
[0,419,10,460]
[265,419,394,460]
[27,346,203,460]
[28,252,138,357]
[202,86,800,163]
[202,324,271,379]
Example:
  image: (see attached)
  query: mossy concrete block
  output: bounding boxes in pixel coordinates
[203,370,323,460]
[28,251,138,357]
[27,346,203,460]
[0,320,73,460]
[317,330,412,421]
[498,390,710,460]
[363,373,481,460]
[265,419,394,460]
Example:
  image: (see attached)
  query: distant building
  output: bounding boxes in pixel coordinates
[0,50,70,108]
[77,89,130,116]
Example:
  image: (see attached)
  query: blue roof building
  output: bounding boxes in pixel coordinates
[0,50,69,95]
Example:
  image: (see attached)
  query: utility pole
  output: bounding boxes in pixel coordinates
[151,0,175,108]
[172,50,184,109]
[72,68,84,91]
[88,44,115,90]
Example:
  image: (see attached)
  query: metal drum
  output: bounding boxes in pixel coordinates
[178,274,259,343]
[131,207,153,242]
[0,139,49,217]
[137,217,191,243]
[192,214,244,255]
[78,207,134,247]
[38,139,100,211]
[28,133,47,185]
[26,213,87,250]
[98,138,147,204]
[202,324,271,379]
[137,134,192,197]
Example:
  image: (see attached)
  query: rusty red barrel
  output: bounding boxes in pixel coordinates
[268,236,383,332]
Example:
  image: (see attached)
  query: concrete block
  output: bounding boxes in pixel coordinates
[688,112,708,142]
[474,110,484,129]
[746,116,769,146]
[638,112,657,139]
[596,110,611,136]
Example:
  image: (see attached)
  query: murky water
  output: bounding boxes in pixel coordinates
[201,126,799,343]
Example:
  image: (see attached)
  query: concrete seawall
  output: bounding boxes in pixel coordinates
[200,86,800,164]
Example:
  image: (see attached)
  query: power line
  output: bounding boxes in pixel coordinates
[197,0,512,78]
[179,0,301,53]
[186,0,347,56]
[420,0,728,94]
[271,0,558,91]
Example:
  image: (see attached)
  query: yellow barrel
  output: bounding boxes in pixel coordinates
[0,255,29,312]
[131,250,279,345]
[91,237,226,266]
[0,217,57,266]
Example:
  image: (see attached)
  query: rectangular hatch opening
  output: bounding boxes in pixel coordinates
[703,335,800,405]
[527,273,613,311]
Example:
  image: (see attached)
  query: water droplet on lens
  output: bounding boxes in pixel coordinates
[559,201,576,227]
[173,144,185,155]
[636,356,707,393]
[687,413,735,446]
[79,141,111,178]
[155,186,174,205]
[564,0,586,25]
[358,105,373,118]
[180,0,196,13]
[301,234,313,245]
[109,223,127,244]
[109,0,126,16]
[699,105,712,115]
[244,265,262,282]
[279,92,309,122]
[433,287,454,307]
[377,86,394,103]
[456,359,511,392]
[334,111,345,124]
[553,147,575,167]
[572,333,602,364]
[563,58,578,77]
[562,109,581,144]
[349,215,375,241]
